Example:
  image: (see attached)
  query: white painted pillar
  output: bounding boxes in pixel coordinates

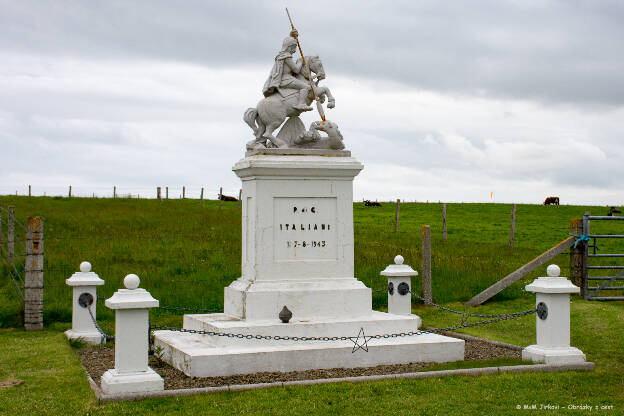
[65,261,105,345]
[522,264,586,364]
[380,255,420,324]
[101,274,163,394]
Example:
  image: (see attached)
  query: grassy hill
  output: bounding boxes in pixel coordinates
[1,195,621,327]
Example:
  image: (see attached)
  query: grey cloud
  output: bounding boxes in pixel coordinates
[1,1,623,105]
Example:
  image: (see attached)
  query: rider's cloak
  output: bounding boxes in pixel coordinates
[262,51,293,97]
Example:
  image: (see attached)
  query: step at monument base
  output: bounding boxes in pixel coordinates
[153,312,464,377]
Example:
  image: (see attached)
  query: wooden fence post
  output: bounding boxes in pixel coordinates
[238,189,242,209]
[509,203,517,249]
[24,216,44,330]
[200,188,204,206]
[219,187,223,210]
[113,186,117,198]
[182,186,186,199]
[422,225,432,302]
[395,199,400,233]
[570,218,584,294]
[0,200,3,251]
[157,187,162,202]
[68,186,72,198]
[442,203,447,241]
[166,187,169,200]
[7,205,15,264]
[29,185,32,197]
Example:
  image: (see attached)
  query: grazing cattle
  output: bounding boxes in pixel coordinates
[364,200,382,207]
[607,206,622,216]
[544,196,560,205]
[219,194,238,202]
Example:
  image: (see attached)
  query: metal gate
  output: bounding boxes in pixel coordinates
[583,213,624,300]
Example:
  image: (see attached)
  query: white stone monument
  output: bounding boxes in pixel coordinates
[101,274,163,394]
[522,264,586,364]
[154,25,463,377]
[65,261,105,345]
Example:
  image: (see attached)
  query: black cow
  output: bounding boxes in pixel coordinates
[364,200,382,207]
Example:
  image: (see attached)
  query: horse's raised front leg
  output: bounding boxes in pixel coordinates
[320,86,336,109]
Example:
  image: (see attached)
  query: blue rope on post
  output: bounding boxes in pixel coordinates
[569,233,590,248]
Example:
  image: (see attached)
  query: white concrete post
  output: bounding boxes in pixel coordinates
[522,264,586,364]
[380,255,420,323]
[65,261,105,345]
[101,274,163,394]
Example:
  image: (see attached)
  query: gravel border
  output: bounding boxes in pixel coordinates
[77,330,594,403]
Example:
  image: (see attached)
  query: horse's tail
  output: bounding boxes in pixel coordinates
[244,107,265,139]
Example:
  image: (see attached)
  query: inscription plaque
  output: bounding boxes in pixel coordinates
[274,197,337,261]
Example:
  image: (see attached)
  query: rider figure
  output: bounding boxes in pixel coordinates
[262,35,313,112]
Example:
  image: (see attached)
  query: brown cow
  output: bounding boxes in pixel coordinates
[544,196,560,205]
[219,194,238,202]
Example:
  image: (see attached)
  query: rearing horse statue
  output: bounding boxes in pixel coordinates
[244,55,336,149]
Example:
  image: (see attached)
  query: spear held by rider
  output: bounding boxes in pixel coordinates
[285,7,326,122]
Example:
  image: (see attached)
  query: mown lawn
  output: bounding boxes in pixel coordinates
[0,298,622,415]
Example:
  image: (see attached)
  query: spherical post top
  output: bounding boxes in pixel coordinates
[394,255,404,265]
[80,261,92,273]
[547,264,561,277]
[124,274,140,289]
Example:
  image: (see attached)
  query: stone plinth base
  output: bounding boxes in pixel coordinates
[65,329,104,345]
[224,278,371,320]
[154,312,464,377]
[522,345,586,365]
[101,368,164,394]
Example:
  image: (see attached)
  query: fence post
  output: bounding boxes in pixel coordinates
[166,186,169,200]
[114,186,117,198]
[395,199,400,233]
[101,274,163,394]
[582,211,590,299]
[182,186,186,199]
[219,187,223,209]
[238,189,242,209]
[200,187,204,206]
[7,206,15,264]
[157,187,162,202]
[24,216,44,331]
[509,203,517,249]
[569,218,584,294]
[522,264,586,364]
[65,261,105,344]
[421,225,432,302]
[29,185,32,197]
[68,185,72,198]
[381,255,419,316]
[442,203,447,241]
[0,200,3,252]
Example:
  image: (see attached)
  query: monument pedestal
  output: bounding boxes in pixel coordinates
[154,152,464,377]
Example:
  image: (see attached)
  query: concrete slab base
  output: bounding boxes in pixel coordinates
[101,368,164,394]
[522,345,586,365]
[154,312,463,377]
[65,329,104,345]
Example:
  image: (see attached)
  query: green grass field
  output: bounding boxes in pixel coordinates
[0,196,622,415]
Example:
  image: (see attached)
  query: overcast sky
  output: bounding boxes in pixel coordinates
[1,0,622,204]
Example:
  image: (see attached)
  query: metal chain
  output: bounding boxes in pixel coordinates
[150,305,536,344]
[87,306,114,347]
[410,292,535,319]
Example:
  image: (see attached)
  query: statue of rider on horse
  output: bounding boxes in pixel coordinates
[243,22,344,151]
